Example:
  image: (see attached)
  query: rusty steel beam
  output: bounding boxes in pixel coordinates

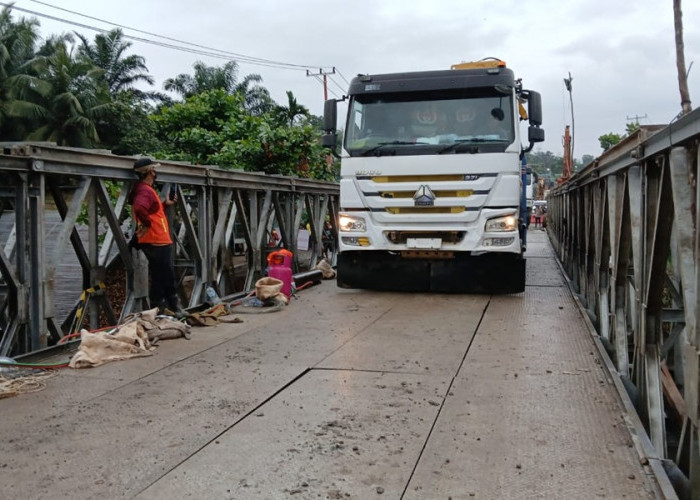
[0,143,338,357]
[548,113,700,499]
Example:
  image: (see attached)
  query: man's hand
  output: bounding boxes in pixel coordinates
[164,194,177,207]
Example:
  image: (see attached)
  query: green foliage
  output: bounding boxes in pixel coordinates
[13,34,110,147]
[625,121,641,135]
[76,179,122,228]
[597,121,641,153]
[151,89,335,180]
[102,94,163,155]
[0,7,334,180]
[0,6,40,139]
[76,29,154,96]
[163,60,272,115]
[598,132,623,151]
[579,154,595,169]
[525,150,563,178]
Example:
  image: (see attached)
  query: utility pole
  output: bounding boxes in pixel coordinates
[561,125,572,182]
[673,0,692,114]
[306,67,336,101]
[563,72,574,163]
[626,114,647,124]
[307,68,337,168]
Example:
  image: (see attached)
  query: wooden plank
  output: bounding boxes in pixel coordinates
[661,362,687,421]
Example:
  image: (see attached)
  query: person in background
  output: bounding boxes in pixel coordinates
[541,205,548,230]
[129,158,186,319]
[534,204,544,229]
[322,220,335,260]
[268,228,281,247]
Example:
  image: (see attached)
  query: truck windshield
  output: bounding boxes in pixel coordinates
[344,88,514,156]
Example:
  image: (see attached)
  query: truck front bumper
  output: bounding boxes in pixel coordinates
[337,251,525,294]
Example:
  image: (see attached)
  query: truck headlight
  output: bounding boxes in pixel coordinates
[339,214,366,232]
[485,215,517,232]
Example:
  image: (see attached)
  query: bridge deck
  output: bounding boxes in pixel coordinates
[0,231,665,499]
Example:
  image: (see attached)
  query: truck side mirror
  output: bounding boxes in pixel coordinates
[322,133,338,149]
[323,99,337,133]
[528,126,545,143]
[323,99,338,151]
[527,91,542,126]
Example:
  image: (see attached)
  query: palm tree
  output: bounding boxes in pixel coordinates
[164,60,272,114]
[10,35,110,147]
[76,29,155,98]
[75,28,167,152]
[275,90,309,126]
[236,73,273,115]
[0,6,40,139]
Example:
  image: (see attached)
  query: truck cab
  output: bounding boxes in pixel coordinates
[323,59,544,293]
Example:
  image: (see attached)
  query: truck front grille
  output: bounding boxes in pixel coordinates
[385,230,465,244]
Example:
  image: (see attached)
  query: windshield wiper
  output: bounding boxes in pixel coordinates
[438,137,507,154]
[361,141,428,156]
[438,141,480,154]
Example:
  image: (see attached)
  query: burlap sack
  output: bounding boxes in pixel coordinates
[316,258,336,279]
[255,277,283,300]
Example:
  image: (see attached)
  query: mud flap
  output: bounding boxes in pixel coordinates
[337,251,525,294]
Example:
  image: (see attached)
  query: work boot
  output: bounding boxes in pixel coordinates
[166,295,187,320]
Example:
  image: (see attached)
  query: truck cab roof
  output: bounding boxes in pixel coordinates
[348,67,515,96]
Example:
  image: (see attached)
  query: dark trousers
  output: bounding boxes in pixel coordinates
[140,244,177,307]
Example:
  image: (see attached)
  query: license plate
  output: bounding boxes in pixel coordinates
[406,238,442,249]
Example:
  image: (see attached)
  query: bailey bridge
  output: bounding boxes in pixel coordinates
[1,107,699,499]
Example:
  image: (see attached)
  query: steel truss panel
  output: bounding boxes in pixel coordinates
[0,144,338,357]
[549,113,700,498]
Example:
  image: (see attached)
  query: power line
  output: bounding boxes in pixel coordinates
[7,1,346,102]
[626,114,647,124]
[327,74,347,95]
[3,1,331,72]
[28,0,321,70]
[306,68,340,101]
[335,69,351,86]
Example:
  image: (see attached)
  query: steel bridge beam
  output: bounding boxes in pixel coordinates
[0,143,338,357]
[548,113,700,498]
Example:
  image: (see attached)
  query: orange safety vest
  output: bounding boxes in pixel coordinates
[132,183,172,245]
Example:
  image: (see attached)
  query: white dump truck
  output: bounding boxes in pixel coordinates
[322,59,544,293]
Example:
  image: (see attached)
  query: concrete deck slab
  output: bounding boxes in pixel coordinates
[406,286,655,499]
[0,231,665,499]
[138,369,447,499]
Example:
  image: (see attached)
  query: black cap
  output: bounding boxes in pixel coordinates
[133,157,160,175]
[133,157,155,169]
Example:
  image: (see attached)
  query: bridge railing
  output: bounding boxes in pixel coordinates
[0,143,338,357]
[548,108,700,496]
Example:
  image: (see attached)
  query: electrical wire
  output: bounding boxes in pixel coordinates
[311,74,340,99]
[7,1,349,103]
[3,2,331,72]
[28,0,316,68]
[327,74,347,95]
[335,69,351,86]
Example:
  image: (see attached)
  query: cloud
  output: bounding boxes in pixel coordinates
[20,0,700,158]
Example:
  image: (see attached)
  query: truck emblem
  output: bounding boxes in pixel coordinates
[413,185,436,206]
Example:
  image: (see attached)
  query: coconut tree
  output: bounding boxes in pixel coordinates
[164,60,272,114]
[10,35,111,147]
[275,90,310,126]
[75,28,166,152]
[75,28,155,98]
[0,6,40,139]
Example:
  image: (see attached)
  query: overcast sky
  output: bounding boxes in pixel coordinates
[9,0,700,160]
